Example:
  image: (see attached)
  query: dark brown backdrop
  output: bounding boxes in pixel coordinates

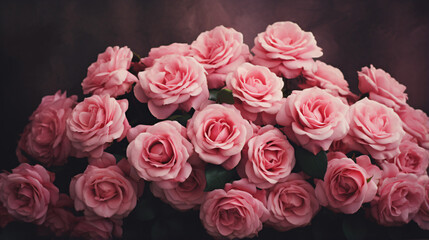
[1,0,428,170]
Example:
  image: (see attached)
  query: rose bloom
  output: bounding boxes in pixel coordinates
[370,165,425,226]
[315,156,378,214]
[396,105,429,150]
[386,140,429,175]
[150,163,206,211]
[266,173,320,231]
[70,163,138,219]
[17,91,77,167]
[0,163,59,225]
[358,65,407,110]
[134,54,209,119]
[199,179,269,239]
[225,63,284,125]
[414,175,429,230]
[252,21,322,79]
[126,121,193,185]
[71,216,122,240]
[191,25,251,89]
[66,94,130,158]
[81,46,138,98]
[42,193,77,237]
[141,43,191,67]
[240,125,295,189]
[0,204,14,228]
[276,87,350,155]
[187,104,253,170]
[345,98,405,160]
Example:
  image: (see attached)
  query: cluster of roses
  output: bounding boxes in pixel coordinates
[1,21,428,239]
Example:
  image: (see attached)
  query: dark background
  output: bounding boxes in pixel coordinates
[1,0,429,239]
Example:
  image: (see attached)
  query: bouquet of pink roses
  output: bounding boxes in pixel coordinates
[2,21,429,239]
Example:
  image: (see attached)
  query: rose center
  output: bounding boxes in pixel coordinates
[94,181,117,201]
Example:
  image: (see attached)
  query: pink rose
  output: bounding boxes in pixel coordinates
[199,179,268,239]
[0,204,15,228]
[70,163,138,219]
[225,63,284,125]
[240,125,295,189]
[141,43,191,67]
[126,121,193,185]
[358,65,407,110]
[42,194,77,237]
[386,140,429,175]
[71,217,122,240]
[151,163,206,211]
[370,170,425,226]
[345,98,405,160]
[276,87,350,155]
[134,54,209,119]
[396,105,429,150]
[252,21,322,79]
[82,46,138,98]
[266,173,320,231]
[17,91,77,166]
[190,25,251,89]
[187,104,253,170]
[66,95,130,158]
[414,175,429,230]
[0,163,59,224]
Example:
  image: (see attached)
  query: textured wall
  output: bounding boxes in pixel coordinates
[1,0,428,170]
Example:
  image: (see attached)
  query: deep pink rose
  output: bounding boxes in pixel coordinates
[358,65,407,110]
[396,105,429,150]
[225,63,284,125]
[252,21,322,79]
[71,217,122,240]
[276,87,349,154]
[240,125,295,189]
[151,163,206,211]
[199,179,268,239]
[187,104,253,170]
[0,163,59,224]
[315,156,378,214]
[386,140,429,175]
[414,175,429,230]
[82,46,138,98]
[126,121,193,185]
[42,193,77,237]
[134,54,209,119]
[370,168,425,226]
[17,91,77,166]
[141,43,191,67]
[345,98,405,160]
[266,173,320,231]
[191,25,251,89]
[66,95,130,158]
[70,164,138,219]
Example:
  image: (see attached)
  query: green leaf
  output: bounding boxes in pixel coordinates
[216,88,234,104]
[168,113,191,126]
[366,176,373,183]
[295,147,327,180]
[209,89,219,101]
[342,213,367,240]
[204,164,239,192]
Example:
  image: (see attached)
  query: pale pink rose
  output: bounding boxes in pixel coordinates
[187,104,253,170]
[0,163,59,224]
[66,95,130,158]
[252,21,322,79]
[0,204,15,228]
[126,121,193,185]
[71,216,122,240]
[191,25,251,89]
[385,140,429,175]
[413,175,429,230]
[82,46,138,98]
[358,65,407,110]
[42,194,77,237]
[70,164,138,219]
[266,173,320,231]
[225,63,284,125]
[240,125,295,189]
[276,87,350,155]
[17,91,77,166]
[345,98,405,160]
[141,43,191,67]
[151,163,206,211]
[396,105,429,150]
[134,54,209,119]
[199,179,269,239]
[370,170,425,226]
[315,156,378,214]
